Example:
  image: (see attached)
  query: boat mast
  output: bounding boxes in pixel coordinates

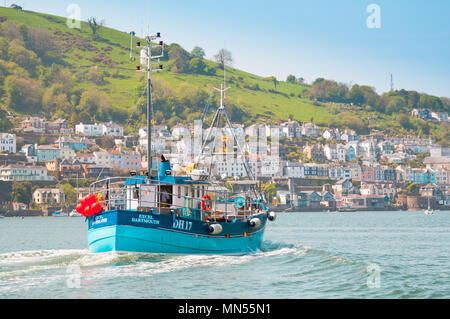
[146,39,152,176]
[196,69,261,199]
[131,31,164,177]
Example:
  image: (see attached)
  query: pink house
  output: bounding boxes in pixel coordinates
[123,151,141,171]
[361,166,375,182]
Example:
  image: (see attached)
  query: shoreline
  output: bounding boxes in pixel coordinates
[2,209,450,217]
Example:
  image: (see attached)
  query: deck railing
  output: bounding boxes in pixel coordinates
[88,177,264,222]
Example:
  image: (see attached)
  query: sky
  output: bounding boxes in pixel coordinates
[9,0,450,97]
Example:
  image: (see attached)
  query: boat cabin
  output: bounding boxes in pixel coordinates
[90,157,265,223]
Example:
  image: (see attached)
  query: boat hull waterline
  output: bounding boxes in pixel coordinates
[88,210,267,254]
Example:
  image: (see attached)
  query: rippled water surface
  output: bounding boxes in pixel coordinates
[0,211,449,299]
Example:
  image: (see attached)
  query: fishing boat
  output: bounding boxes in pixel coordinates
[78,31,276,254]
[53,211,68,217]
[69,210,82,217]
[337,206,357,213]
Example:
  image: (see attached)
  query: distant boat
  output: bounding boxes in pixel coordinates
[53,211,68,217]
[69,210,82,217]
[338,206,357,212]
[424,197,434,215]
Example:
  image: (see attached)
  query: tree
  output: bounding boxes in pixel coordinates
[214,48,233,69]
[78,88,110,119]
[87,66,105,85]
[87,17,104,39]
[42,84,72,114]
[265,76,278,89]
[260,183,277,202]
[407,91,420,108]
[385,96,406,115]
[398,114,412,130]
[62,184,77,206]
[191,46,205,59]
[95,135,115,149]
[4,76,41,113]
[7,40,41,76]
[167,44,190,73]
[286,75,297,84]
[11,182,33,205]
[188,57,207,74]
[348,85,365,106]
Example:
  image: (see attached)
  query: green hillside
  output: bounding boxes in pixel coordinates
[0,8,329,128]
[0,7,448,146]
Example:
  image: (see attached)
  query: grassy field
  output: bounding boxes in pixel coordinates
[0,7,333,126]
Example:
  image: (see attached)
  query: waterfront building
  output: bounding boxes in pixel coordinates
[32,188,65,205]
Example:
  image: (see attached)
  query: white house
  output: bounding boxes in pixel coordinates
[324,144,347,162]
[281,121,302,138]
[282,161,304,178]
[246,124,267,138]
[322,128,341,141]
[171,124,191,140]
[431,112,448,122]
[102,121,124,137]
[340,129,359,142]
[93,151,110,167]
[214,158,247,178]
[328,164,352,180]
[75,123,104,137]
[265,124,282,139]
[0,133,16,153]
[301,122,320,138]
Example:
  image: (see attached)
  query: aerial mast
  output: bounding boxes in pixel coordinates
[390,73,394,92]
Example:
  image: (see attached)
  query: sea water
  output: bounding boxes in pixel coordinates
[0,211,449,299]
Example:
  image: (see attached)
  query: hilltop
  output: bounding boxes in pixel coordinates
[0,7,448,145]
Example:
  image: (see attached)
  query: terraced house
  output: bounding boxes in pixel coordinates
[0,133,16,154]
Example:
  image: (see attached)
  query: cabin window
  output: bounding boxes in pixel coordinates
[184,186,188,197]
[177,186,181,199]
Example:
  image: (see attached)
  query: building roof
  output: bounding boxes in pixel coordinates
[33,188,62,194]
[424,156,450,165]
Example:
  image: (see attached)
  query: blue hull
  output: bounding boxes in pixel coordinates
[88,225,264,254]
[87,210,267,255]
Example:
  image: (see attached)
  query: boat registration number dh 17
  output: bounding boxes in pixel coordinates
[172,219,193,232]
